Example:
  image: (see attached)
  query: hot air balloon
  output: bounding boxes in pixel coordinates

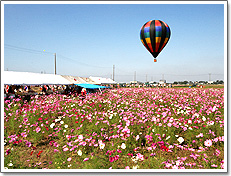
[140,20,171,62]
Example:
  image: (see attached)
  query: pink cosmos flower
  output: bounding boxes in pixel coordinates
[21,132,27,137]
[67,157,72,161]
[26,141,32,147]
[214,149,221,156]
[125,166,130,169]
[5,149,10,155]
[63,147,69,151]
[83,158,89,161]
[172,165,178,169]
[204,139,212,147]
[196,133,203,138]
[114,155,119,161]
[211,164,218,167]
[23,118,28,122]
[54,149,59,153]
[147,147,152,151]
[221,164,224,169]
[136,153,144,161]
[117,149,122,153]
[109,157,115,162]
[165,163,172,168]
[36,127,41,133]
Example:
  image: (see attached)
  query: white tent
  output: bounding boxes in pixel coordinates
[61,75,86,84]
[3,71,71,85]
[89,76,117,84]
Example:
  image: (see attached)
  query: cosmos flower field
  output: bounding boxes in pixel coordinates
[4,88,224,170]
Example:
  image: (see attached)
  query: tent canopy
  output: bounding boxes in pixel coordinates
[89,76,117,84]
[76,83,106,89]
[3,71,70,85]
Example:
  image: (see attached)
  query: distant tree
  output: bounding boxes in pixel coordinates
[199,81,208,84]
[173,81,178,84]
[214,80,224,84]
[183,81,188,84]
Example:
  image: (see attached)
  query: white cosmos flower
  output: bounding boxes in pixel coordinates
[77,150,82,156]
[175,160,180,166]
[121,143,126,149]
[131,156,138,163]
[132,165,139,169]
[7,163,13,167]
[60,121,64,124]
[177,137,184,144]
[78,135,83,140]
[99,143,105,149]
[64,124,68,128]
[207,121,214,126]
[212,106,217,112]
[166,136,171,140]
[50,123,55,128]
[202,116,206,121]
[55,118,61,122]
[136,135,139,141]
[109,114,113,119]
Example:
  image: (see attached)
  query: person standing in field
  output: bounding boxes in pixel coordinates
[80,88,87,100]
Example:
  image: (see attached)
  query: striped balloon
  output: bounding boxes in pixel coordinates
[140,20,171,61]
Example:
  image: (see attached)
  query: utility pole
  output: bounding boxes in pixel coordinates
[146,74,147,82]
[209,73,211,82]
[134,71,136,81]
[54,53,57,75]
[112,65,115,81]
[162,74,164,80]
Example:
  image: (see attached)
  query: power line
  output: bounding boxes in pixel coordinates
[5,44,53,55]
[4,44,111,69]
[58,54,110,68]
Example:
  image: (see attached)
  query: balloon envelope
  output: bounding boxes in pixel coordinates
[140,20,171,59]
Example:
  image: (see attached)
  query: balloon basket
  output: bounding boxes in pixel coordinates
[154,59,157,62]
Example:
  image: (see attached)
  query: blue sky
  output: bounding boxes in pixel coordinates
[3,2,226,83]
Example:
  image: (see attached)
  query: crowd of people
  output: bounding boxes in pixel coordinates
[4,84,91,101]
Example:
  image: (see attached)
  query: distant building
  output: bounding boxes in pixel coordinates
[158,79,166,87]
[159,79,166,85]
[130,81,142,84]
